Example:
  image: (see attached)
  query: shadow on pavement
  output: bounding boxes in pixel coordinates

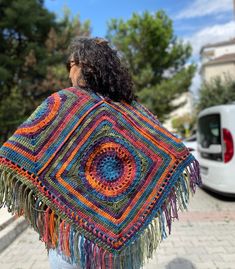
[201,186,235,202]
[165,258,196,269]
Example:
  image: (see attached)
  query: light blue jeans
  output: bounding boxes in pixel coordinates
[48,249,82,269]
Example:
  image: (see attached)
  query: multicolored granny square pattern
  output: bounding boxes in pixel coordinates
[0,87,201,268]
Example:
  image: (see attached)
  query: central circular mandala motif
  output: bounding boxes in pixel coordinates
[98,155,124,181]
[84,141,136,198]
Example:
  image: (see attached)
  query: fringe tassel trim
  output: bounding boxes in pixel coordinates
[0,158,202,269]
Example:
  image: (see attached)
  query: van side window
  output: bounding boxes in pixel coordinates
[198,114,221,148]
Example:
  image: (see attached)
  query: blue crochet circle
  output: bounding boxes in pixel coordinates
[98,155,123,181]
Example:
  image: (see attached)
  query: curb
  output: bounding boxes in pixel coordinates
[0,216,15,231]
[0,216,28,254]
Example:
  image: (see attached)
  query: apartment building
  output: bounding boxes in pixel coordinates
[200,38,235,82]
[164,38,235,132]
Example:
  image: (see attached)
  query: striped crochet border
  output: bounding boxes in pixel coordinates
[0,155,201,269]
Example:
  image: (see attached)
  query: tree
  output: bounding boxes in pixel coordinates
[0,0,57,92]
[172,113,196,138]
[22,9,91,104]
[197,76,235,112]
[0,0,56,142]
[107,11,195,121]
[0,1,91,143]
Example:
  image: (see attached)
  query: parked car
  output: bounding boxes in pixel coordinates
[197,104,235,196]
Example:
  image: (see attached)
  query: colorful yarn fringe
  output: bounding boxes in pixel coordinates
[0,87,202,269]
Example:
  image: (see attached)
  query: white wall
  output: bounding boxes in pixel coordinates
[214,44,235,58]
[163,92,193,132]
[203,63,235,82]
[201,44,235,64]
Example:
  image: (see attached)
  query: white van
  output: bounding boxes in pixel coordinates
[197,104,235,196]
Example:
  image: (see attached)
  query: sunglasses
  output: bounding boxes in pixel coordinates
[66,60,77,72]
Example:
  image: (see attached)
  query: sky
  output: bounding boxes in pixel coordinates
[45,0,235,94]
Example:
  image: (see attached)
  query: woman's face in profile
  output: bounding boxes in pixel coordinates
[68,60,85,87]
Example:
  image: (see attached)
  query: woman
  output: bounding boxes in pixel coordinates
[0,37,201,269]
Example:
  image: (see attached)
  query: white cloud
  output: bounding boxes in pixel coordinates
[185,20,235,57]
[190,67,202,98]
[176,0,232,19]
[185,20,235,96]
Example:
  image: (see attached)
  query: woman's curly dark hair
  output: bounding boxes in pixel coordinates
[67,37,136,104]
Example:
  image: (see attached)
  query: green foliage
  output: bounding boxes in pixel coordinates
[136,66,195,122]
[107,11,195,121]
[172,113,196,138]
[0,0,57,89]
[197,76,235,112]
[0,6,195,142]
[0,86,27,144]
[0,0,91,142]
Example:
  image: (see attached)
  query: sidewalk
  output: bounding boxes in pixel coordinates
[0,207,28,254]
[0,187,235,269]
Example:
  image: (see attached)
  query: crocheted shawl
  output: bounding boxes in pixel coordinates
[0,87,201,269]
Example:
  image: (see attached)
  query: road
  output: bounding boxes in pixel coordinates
[0,187,235,269]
